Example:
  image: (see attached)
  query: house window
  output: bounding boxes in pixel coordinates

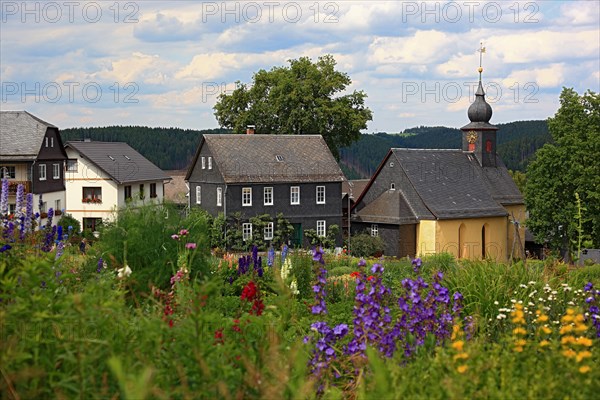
[242,187,252,206]
[242,223,252,241]
[83,217,102,232]
[0,166,15,179]
[316,186,326,204]
[53,163,60,179]
[45,137,49,147]
[9,204,16,214]
[390,183,395,190]
[201,156,206,169]
[82,187,102,203]
[39,164,46,181]
[150,183,157,198]
[67,160,77,172]
[51,137,54,147]
[264,187,273,206]
[208,157,212,169]
[290,186,300,205]
[486,139,492,153]
[40,201,47,213]
[55,199,61,212]
[217,187,222,207]
[264,222,274,240]
[317,220,326,237]
[371,224,379,237]
[139,184,145,199]
[124,185,132,201]
[196,186,202,204]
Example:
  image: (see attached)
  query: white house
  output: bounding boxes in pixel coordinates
[64,140,171,231]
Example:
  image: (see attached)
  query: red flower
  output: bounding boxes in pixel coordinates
[241,281,258,302]
[367,275,375,282]
[214,328,224,345]
[169,319,174,328]
[350,271,360,278]
[250,299,265,316]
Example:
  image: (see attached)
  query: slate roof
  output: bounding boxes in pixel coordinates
[0,111,56,161]
[390,149,509,219]
[353,189,420,224]
[187,134,345,184]
[354,148,515,222]
[65,141,171,184]
[342,179,370,199]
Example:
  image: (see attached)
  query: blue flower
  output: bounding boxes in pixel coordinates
[313,246,325,264]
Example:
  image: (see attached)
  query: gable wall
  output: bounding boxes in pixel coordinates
[435,216,508,261]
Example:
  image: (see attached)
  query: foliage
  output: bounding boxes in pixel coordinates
[274,213,294,247]
[304,224,340,249]
[348,231,385,257]
[509,169,526,193]
[340,120,551,178]
[56,212,81,235]
[213,55,373,159]
[525,88,600,258]
[61,126,230,170]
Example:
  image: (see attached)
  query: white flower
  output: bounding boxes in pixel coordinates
[281,258,292,281]
[528,281,536,285]
[289,279,300,295]
[520,284,527,288]
[494,301,499,305]
[117,265,132,278]
[511,299,517,304]
[497,314,506,320]
[528,302,535,306]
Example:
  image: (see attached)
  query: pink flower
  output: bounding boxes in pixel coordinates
[179,229,189,236]
[185,242,197,250]
[171,234,180,240]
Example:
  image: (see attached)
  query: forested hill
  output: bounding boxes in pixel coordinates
[340,120,550,179]
[61,126,231,170]
[62,120,549,176]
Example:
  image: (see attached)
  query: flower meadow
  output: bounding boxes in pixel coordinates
[1,192,600,398]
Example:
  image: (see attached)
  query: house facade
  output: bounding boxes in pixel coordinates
[185,134,345,247]
[352,75,526,261]
[0,111,67,220]
[64,140,171,231]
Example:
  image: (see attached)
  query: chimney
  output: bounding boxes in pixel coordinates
[84,138,92,142]
[246,125,255,135]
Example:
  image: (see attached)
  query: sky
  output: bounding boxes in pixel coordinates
[1,0,599,133]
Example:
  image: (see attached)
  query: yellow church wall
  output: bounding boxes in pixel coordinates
[505,204,527,259]
[435,217,508,261]
[416,220,437,257]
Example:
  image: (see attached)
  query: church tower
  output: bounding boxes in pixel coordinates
[461,43,498,167]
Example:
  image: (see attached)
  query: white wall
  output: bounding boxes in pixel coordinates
[65,148,119,228]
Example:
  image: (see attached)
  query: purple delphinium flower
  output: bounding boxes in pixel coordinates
[584,282,600,338]
[412,257,422,274]
[267,247,275,267]
[15,183,24,220]
[0,244,12,253]
[55,226,65,259]
[0,178,8,216]
[304,321,349,391]
[311,267,328,315]
[313,246,325,265]
[358,258,366,267]
[24,193,33,233]
[281,244,288,263]
[97,257,104,273]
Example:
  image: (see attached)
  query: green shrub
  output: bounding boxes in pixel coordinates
[347,232,385,257]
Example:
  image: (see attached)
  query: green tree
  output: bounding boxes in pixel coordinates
[508,170,526,193]
[525,88,600,259]
[213,55,373,159]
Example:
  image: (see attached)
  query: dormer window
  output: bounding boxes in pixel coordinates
[208,157,212,169]
[276,155,284,162]
[124,155,131,160]
[108,155,115,161]
[201,156,206,169]
[51,137,54,147]
[390,183,395,190]
[45,137,49,147]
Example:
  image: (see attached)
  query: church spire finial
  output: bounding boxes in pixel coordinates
[477,42,486,80]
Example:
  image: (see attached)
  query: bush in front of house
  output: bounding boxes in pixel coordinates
[347,232,385,257]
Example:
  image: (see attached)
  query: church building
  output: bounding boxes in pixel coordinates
[351,62,526,261]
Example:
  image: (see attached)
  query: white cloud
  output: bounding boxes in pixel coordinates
[502,64,565,88]
[369,30,455,65]
[556,1,600,25]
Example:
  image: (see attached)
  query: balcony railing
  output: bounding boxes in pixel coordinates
[7,180,31,195]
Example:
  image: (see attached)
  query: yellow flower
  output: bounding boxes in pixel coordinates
[539,340,550,348]
[536,314,549,323]
[453,352,469,361]
[513,327,527,335]
[514,346,524,353]
[562,349,576,358]
[575,337,593,347]
[561,335,575,345]
[574,314,585,323]
[576,351,592,363]
[539,326,552,335]
[559,325,574,335]
[452,340,464,351]
[514,339,527,347]
[457,365,468,374]
[451,324,461,340]
[579,366,591,374]
[574,323,588,333]
[566,308,575,315]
